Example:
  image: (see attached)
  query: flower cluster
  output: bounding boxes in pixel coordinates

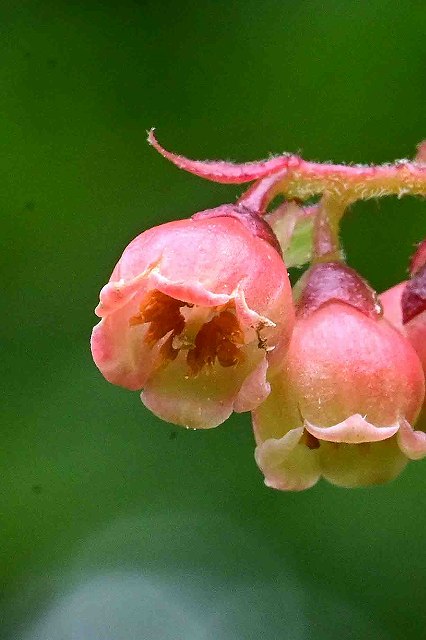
[92,132,426,490]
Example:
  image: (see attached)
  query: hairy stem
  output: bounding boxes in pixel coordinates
[240,157,426,212]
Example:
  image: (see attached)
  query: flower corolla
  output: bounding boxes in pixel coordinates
[253,262,425,490]
[92,205,294,429]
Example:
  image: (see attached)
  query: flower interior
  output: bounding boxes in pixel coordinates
[129,289,246,375]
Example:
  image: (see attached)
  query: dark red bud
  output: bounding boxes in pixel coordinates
[402,264,426,324]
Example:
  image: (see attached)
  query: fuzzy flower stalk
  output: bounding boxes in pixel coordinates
[92,131,426,489]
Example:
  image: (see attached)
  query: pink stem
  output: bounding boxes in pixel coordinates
[149,129,426,209]
[148,129,293,184]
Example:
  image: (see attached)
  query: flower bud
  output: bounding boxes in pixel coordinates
[92,205,294,429]
[253,262,425,490]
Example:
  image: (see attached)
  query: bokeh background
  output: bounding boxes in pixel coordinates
[1,1,425,638]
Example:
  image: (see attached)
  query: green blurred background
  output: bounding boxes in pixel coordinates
[1,1,425,638]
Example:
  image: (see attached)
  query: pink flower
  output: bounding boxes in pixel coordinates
[91,205,294,429]
[380,240,426,372]
[253,262,425,490]
[381,281,426,376]
[380,240,426,435]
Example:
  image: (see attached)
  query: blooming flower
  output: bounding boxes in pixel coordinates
[91,205,294,429]
[253,262,425,490]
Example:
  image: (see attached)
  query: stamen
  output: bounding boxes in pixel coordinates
[130,292,246,373]
[129,290,187,347]
[187,310,244,374]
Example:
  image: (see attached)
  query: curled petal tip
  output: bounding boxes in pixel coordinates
[397,418,426,460]
[234,357,270,413]
[255,428,320,491]
[304,414,399,443]
[147,128,293,184]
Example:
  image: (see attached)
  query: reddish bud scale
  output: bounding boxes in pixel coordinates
[402,264,426,324]
[294,262,380,319]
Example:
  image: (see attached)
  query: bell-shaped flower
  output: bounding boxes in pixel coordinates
[381,240,426,371]
[253,262,425,490]
[381,239,426,434]
[92,205,294,429]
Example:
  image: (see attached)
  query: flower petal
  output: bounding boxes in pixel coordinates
[96,272,234,325]
[149,269,232,308]
[232,285,276,331]
[141,341,266,429]
[234,356,270,413]
[95,268,155,317]
[304,414,399,443]
[320,439,407,488]
[148,129,293,184]
[91,304,162,391]
[254,427,321,491]
[397,418,426,460]
[141,356,235,429]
